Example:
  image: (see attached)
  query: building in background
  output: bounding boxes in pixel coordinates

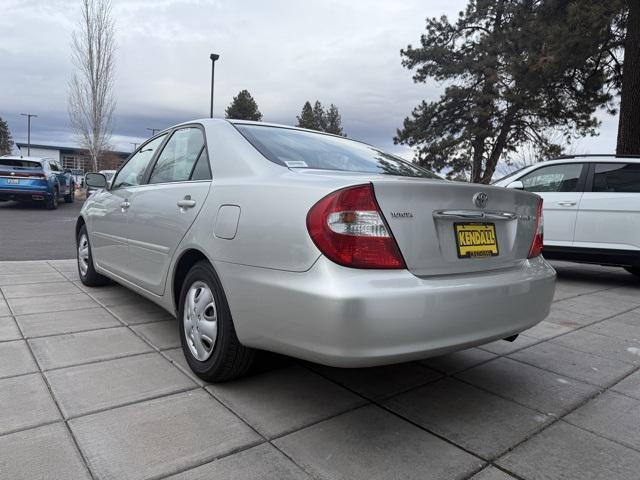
[15,143,130,172]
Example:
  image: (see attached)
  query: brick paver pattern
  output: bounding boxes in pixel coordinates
[1,259,639,480]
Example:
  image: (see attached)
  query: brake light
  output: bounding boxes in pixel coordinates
[528,198,544,258]
[0,171,45,179]
[306,184,406,269]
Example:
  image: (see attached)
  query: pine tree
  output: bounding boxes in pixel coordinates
[225,90,263,121]
[312,101,327,132]
[616,1,640,155]
[0,117,14,155]
[324,104,344,136]
[395,0,619,182]
[297,101,347,136]
[296,101,317,129]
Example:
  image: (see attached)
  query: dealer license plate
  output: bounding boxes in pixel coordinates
[454,223,499,258]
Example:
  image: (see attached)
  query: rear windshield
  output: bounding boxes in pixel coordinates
[0,159,42,169]
[235,124,438,179]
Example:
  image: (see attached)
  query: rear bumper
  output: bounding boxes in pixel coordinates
[0,188,51,201]
[217,255,556,367]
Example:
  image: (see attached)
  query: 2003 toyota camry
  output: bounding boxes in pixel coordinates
[78,119,556,381]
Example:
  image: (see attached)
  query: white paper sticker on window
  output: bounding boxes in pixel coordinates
[284,160,308,168]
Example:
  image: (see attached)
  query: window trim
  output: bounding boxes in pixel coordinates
[518,162,589,193]
[142,123,211,186]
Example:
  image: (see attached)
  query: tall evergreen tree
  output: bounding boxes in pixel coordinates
[0,117,14,155]
[225,89,263,121]
[324,104,345,136]
[297,100,346,136]
[312,101,327,132]
[395,0,618,183]
[616,1,640,155]
[296,101,317,129]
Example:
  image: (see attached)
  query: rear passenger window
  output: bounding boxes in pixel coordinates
[593,163,640,193]
[520,164,583,192]
[190,149,211,181]
[148,127,205,184]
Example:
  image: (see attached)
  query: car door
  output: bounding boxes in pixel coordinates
[125,126,212,295]
[87,134,167,278]
[573,162,640,250]
[47,160,63,197]
[518,163,587,246]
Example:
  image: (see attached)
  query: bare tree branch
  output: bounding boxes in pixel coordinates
[68,0,116,171]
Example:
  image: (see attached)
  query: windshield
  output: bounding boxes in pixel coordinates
[235,124,439,179]
[0,159,42,169]
[491,165,531,184]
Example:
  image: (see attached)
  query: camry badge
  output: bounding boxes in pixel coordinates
[473,192,488,208]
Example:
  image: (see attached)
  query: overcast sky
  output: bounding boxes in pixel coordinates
[1,0,620,158]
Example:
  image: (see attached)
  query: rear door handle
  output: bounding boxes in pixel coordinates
[120,200,130,210]
[177,196,196,209]
[558,201,577,206]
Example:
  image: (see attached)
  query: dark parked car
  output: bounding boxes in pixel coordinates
[0,155,75,209]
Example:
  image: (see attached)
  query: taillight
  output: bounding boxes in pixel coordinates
[306,184,406,269]
[528,198,544,258]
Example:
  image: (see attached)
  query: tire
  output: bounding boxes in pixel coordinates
[179,260,255,382]
[64,183,75,203]
[77,225,110,286]
[624,267,640,278]
[46,188,59,210]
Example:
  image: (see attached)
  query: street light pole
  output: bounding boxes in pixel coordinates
[20,113,38,156]
[146,128,160,136]
[210,53,220,118]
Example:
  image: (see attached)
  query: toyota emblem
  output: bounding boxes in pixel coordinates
[473,192,488,208]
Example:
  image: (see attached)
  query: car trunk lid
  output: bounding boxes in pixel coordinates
[371,178,540,276]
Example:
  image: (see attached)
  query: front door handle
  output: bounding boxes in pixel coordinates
[120,200,130,210]
[177,195,196,209]
[558,201,577,206]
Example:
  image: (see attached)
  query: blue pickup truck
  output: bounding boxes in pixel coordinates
[0,156,75,209]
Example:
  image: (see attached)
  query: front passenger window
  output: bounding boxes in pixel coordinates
[520,164,583,193]
[111,135,167,190]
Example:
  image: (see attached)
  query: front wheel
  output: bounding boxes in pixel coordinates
[624,267,640,278]
[77,225,110,286]
[179,261,255,382]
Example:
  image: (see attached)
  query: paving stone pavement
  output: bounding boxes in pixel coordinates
[0,259,639,480]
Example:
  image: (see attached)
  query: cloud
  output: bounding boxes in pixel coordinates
[1,0,619,159]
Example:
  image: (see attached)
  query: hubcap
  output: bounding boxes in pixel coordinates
[183,281,218,361]
[78,234,89,276]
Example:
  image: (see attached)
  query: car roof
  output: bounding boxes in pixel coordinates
[0,155,50,163]
[540,155,640,165]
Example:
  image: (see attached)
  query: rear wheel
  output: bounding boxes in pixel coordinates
[46,188,59,210]
[77,225,110,286]
[624,267,640,278]
[64,183,75,203]
[178,261,255,382]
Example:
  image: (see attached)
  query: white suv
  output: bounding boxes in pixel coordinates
[493,155,640,277]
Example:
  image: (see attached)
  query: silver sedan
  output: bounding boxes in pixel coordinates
[78,119,556,381]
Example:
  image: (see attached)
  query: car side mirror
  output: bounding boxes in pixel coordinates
[85,172,107,188]
[507,180,524,190]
